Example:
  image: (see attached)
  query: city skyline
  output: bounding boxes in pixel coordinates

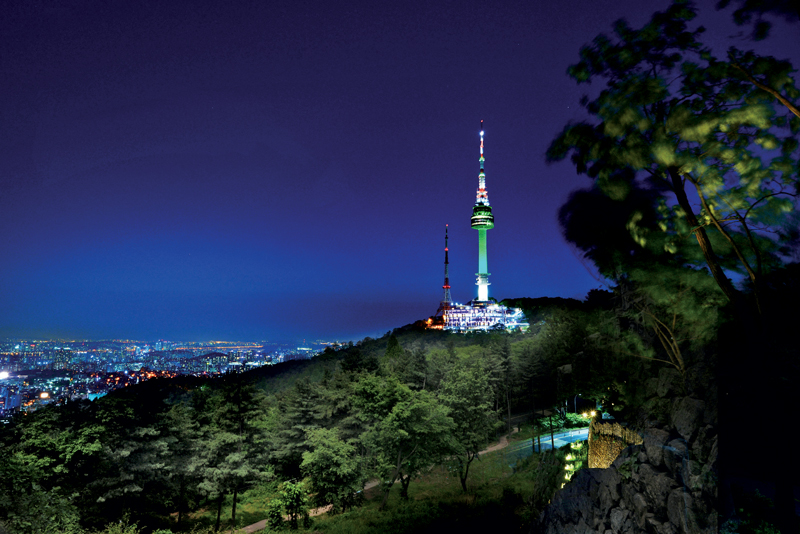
[2,0,798,341]
[0,336,336,417]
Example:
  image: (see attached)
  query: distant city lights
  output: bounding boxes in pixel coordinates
[0,338,341,419]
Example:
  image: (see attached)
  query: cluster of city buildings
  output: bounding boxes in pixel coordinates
[428,122,529,332]
[0,368,178,417]
[0,339,338,419]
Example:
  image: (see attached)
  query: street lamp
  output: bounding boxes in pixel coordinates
[574,394,580,414]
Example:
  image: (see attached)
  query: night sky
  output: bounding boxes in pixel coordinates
[2,0,798,342]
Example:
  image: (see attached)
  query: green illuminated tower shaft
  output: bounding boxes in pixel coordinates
[471,120,494,302]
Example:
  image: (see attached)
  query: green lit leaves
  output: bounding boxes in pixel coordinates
[652,143,679,167]
[566,2,703,86]
[626,212,648,247]
[550,0,800,302]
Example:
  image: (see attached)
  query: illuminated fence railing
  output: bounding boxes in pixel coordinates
[499,428,590,469]
[503,438,534,466]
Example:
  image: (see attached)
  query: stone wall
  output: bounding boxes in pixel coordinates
[588,435,630,469]
[588,421,643,469]
[537,365,717,534]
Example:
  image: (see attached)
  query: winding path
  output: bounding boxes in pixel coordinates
[238,429,521,533]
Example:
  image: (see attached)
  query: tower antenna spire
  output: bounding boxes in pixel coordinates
[477,120,488,205]
[442,224,452,307]
[435,224,453,320]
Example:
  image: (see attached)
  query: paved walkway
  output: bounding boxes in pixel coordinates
[531,427,589,452]
[478,427,519,455]
[240,518,267,533]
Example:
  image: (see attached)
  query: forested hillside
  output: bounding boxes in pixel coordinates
[0,300,609,533]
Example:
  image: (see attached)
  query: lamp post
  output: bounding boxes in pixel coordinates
[574,394,580,414]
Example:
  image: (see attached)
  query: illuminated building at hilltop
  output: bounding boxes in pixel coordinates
[429,122,528,332]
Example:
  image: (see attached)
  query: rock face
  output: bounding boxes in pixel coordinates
[537,390,717,534]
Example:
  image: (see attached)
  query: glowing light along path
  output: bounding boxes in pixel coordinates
[471,120,494,302]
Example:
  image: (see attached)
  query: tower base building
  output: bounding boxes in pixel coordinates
[429,300,528,332]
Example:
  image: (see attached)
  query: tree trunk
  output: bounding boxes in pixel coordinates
[380,451,404,510]
[177,478,184,527]
[537,409,543,453]
[215,494,223,532]
[459,454,475,493]
[668,167,739,304]
[380,475,397,510]
[399,473,411,500]
[506,387,512,434]
[671,168,796,530]
[532,398,541,452]
[231,486,238,525]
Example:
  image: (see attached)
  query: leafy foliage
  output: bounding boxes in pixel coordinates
[549,1,800,315]
[354,375,455,508]
[301,428,364,513]
[278,480,309,530]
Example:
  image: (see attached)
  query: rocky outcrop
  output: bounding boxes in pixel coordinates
[537,369,717,534]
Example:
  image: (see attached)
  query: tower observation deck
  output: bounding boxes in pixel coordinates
[471,120,493,302]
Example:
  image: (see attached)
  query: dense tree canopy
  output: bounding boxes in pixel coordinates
[548,0,800,315]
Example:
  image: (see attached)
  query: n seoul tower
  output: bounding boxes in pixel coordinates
[471,120,494,302]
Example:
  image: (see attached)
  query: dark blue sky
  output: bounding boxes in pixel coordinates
[1,0,797,342]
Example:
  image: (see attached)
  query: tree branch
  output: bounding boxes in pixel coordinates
[667,166,740,305]
[731,62,800,119]
[689,180,762,315]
